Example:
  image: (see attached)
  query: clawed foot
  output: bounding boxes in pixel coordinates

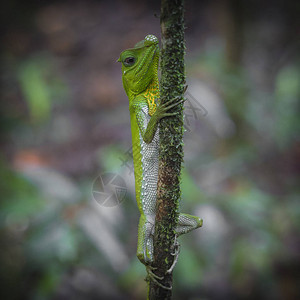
[166,235,181,274]
[146,265,172,290]
[156,94,186,119]
[145,236,180,290]
[183,84,188,94]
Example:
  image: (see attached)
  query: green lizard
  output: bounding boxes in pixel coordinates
[118,34,202,268]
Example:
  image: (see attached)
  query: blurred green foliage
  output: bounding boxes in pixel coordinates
[19,58,51,123]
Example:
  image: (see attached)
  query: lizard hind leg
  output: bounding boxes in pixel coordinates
[175,213,203,236]
[137,215,155,265]
[165,213,202,273]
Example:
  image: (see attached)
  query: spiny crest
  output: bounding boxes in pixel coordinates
[144,35,158,44]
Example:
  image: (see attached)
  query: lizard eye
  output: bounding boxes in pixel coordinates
[124,56,136,66]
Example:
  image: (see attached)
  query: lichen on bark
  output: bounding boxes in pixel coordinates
[148,0,186,299]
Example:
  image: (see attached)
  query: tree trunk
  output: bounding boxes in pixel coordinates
[148,0,186,299]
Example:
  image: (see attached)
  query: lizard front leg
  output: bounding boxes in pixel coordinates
[142,96,185,144]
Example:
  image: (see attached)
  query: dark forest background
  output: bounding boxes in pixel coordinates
[1,0,299,299]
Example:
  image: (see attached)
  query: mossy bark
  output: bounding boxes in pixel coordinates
[148,0,185,299]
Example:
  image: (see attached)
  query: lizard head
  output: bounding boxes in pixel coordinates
[118,35,159,98]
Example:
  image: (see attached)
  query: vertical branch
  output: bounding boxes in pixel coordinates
[148,0,185,299]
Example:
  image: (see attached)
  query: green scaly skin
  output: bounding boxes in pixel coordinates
[118,35,203,267]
